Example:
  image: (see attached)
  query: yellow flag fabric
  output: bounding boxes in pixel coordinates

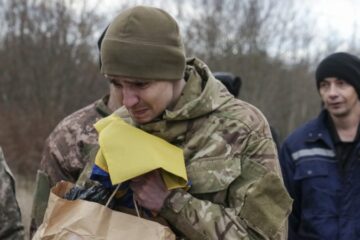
[93,114,188,190]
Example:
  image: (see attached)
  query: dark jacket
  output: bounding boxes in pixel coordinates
[280,110,360,240]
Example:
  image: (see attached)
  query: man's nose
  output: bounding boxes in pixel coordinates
[122,88,139,108]
[328,84,339,97]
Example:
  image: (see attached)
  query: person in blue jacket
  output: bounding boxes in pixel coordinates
[280,52,360,240]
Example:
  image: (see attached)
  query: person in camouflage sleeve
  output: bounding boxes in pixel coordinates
[29,28,122,237]
[0,147,25,240]
[40,94,119,186]
[29,93,119,237]
[40,25,121,186]
[99,6,292,239]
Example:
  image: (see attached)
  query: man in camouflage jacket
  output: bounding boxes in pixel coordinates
[40,95,116,186]
[30,27,122,237]
[100,6,292,239]
[29,94,117,236]
[0,147,24,240]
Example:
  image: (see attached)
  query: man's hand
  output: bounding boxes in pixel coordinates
[130,170,171,212]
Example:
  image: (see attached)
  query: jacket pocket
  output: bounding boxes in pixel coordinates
[294,160,338,218]
[294,159,329,180]
[186,155,241,194]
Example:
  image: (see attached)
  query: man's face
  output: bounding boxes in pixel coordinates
[319,77,360,118]
[106,76,182,124]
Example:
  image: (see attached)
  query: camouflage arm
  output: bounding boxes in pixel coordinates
[30,145,98,238]
[40,112,101,187]
[40,128,79,187]
[33,127,79,236]
[160,138,292,240]
[0,148,25,240]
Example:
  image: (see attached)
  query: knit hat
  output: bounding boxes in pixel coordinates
[316,52,360,97]
[100,6,186,81]
[97,26,108,69]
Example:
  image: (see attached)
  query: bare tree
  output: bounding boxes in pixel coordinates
[0,0,106,175]
[1,0,358,175]
[169,0,320,139]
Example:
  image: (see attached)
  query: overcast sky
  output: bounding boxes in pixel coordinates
[83,0,360,52]
[92,0,359,38]
[302,0,359,40]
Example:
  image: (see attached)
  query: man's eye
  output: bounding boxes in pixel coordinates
[134,82,149,88]
[110,80,122,88]
[320,82,328,88]
[337,80,346,86]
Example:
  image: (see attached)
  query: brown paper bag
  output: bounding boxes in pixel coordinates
[32,181,175,240]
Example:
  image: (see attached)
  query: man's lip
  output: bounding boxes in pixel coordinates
[328,102,342,107]
[131,108,148,115]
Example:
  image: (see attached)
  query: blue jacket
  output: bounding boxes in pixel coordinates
[280,110,360,240]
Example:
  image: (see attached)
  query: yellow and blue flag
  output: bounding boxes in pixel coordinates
[90,114,189,191]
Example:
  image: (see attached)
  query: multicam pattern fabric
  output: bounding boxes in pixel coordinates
[116,58,292,239]
[30,97,113,238]
[0,147,24,240]
[40,96,112,187]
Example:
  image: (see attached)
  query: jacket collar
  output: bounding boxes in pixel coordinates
[114,58,233,142]
[95,95,113,117]
[305,109,334,148]
[163,58,232,121]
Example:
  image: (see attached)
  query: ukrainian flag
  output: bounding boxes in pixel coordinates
[90,114,188,191]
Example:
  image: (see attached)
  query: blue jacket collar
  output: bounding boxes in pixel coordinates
[305,110,334,148]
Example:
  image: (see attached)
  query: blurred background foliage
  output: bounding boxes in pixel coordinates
[1,0,360,177]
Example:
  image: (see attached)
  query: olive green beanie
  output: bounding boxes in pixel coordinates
[100,6,186,81]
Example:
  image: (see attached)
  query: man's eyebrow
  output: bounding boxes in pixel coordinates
[104,75,147,84]
[131,80,148,84]
[107,78,118,83]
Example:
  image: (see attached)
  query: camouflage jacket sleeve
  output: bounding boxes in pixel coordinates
[40,125,82,187]
[31,122,75,237]
[0,148,25,240]
[160,129,292,239]
[39,112,100,186]
[32,100,108,238]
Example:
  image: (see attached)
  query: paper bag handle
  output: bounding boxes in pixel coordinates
[105,184,141,218]
[105,184,120,207]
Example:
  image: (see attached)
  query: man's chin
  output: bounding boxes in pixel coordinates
[130,114,151,124]
[129,110,161,124]
[328,109,348,118]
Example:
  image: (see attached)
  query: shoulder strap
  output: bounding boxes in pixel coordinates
[76,145,99,187]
